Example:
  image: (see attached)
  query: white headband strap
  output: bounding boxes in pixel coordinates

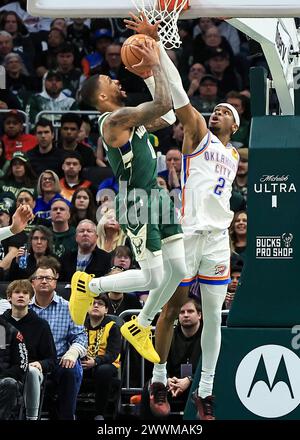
[215,103,240,128]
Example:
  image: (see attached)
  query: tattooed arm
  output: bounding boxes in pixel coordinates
[145,118,171,132]
[102,41,172,148]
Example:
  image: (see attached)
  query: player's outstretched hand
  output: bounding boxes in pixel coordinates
[10,204,33,234]
[124,12,161,41]
[131,38,160,71]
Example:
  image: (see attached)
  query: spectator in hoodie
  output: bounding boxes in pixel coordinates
[0,314,28,420]
[3,279,57,420]
[26,70,78,126]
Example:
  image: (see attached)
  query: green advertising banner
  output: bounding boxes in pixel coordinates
[228,116,300,327]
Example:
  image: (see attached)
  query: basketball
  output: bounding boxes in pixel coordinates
[121,34,156,74]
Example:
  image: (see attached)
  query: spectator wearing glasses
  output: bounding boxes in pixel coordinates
[31,261,87,420]
[8,225,55,281]
[184,63,206,97]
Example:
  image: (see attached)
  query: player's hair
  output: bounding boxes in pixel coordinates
[80,75,101,109]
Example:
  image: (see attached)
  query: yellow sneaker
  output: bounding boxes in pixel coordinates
[120,316,160,364]
[69,271,96,325]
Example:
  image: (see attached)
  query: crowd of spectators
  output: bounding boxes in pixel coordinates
[0,0,257,419]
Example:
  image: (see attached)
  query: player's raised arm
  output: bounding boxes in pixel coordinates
[125,13,208,144]
[106,39,172,140]
[80,39,173,148]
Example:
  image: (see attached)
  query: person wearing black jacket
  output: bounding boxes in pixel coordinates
[59,220,111,282]
[141,299,202,418]
[3,279,57,420]
[82,294,122,420]
[0,315,28,420]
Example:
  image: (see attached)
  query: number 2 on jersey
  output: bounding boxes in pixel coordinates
[214,177,225,195]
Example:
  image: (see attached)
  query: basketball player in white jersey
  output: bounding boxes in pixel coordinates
[125,13,240,420]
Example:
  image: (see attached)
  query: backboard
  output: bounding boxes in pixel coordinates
[27,0,300,18]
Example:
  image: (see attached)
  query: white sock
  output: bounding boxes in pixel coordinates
[152,362,167,386]
[198,371,215,399]
[197,283,227,398]
[137,238,186,327]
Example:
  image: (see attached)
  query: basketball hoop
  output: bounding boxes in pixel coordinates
[131,0,189,49]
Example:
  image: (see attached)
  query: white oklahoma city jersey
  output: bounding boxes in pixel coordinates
[181,130,239,233]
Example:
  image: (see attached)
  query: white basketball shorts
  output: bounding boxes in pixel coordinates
[180,229,231,286]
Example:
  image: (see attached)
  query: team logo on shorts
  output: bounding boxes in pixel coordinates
[132,237,144,256]
[215,264,226,275]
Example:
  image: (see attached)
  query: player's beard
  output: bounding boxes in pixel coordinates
[209,125,221,135]
[114,93,126,107]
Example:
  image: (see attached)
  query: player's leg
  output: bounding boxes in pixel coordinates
[148,233,201,416]
[138,236,186,328]
[154,285,190,365]
[148,284,189,417]
[90,249,164,293]
[192,230,230,420]
[69,247,163,321]
[69,222,164,327]
[119,191,185,363]
[139,187,186,327]
[120,236,186,365]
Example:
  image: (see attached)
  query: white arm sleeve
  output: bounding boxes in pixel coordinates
[144,76,176,125]
[0,226,13,242]
[158,41,190,110]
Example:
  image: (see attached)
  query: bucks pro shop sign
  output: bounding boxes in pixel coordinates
[255,233,294,259]
[235,345,300,418]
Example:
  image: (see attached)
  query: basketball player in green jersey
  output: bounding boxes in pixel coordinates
[69,39,186,364]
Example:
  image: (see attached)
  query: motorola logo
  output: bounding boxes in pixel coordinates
[235,345,300,418]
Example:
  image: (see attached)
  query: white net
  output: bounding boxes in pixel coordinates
[131,0,188,49]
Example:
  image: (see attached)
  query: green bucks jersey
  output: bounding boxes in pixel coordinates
[98,112,157,191]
